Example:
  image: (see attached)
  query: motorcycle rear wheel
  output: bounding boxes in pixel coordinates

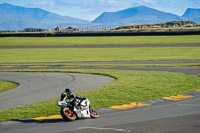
[90,107,99,118]
[61,108,77,121]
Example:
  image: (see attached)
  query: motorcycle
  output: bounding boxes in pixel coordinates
[56,98,99,121]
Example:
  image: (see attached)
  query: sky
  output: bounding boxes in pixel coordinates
[0,0,200,21]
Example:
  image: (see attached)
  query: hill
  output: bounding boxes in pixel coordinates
[113,21,199,32]
[0,3,89,31]
[182,8,200,24]
[92,6,182,25]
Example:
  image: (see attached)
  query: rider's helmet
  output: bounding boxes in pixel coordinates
[65,88,72,95]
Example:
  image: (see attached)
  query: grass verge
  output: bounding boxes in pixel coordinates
[0,35,200,46]
[0,69,200,122]
[0,81,18,93]
[0,47,200,64]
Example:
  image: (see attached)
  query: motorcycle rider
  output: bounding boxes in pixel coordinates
[60,88,87,110]
[60,88,75,101]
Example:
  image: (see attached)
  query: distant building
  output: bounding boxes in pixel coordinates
[54,27,60,32]
[62,27,79,32]
[23,28,48,32]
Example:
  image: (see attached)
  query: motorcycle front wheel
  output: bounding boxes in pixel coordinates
[61,108,77,121]
[89,106,99,118]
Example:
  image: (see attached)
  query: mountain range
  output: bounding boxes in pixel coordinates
[93,6,182,24]
[93,6,200,25]
[0,3,89,31]
[0,3,200,31]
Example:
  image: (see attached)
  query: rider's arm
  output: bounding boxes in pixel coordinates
[60,93,67,101]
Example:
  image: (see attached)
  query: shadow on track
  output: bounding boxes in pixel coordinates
[17,118,65,123]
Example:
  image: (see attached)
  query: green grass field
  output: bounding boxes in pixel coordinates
[0,81,18,93]
[0,69,200,122]
[0,47,200,64]
[0,35,200,46]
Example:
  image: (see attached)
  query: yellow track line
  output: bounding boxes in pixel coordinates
[163,94,194,101]
[28,66,47,68]
[110,102,150,110]
[63,65,80,68]
[0,66,16,68]
[33,114,62,120]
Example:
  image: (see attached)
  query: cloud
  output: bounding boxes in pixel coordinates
[53,0,130,10]
[28,1,55,7]
[140,0,156,3]
[48,0,132,20]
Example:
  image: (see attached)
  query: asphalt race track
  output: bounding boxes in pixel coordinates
[0,43,200,133]
[0,72,115,110]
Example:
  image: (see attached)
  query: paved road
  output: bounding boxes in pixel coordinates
[2,59,199,65]
[1,65,200,77]
[0,72,115,110]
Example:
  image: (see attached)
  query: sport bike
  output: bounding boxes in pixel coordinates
[56,98,99,121]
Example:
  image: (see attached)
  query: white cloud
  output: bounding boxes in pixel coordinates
[142,0,153,2]
[99,0,105,3]
[30,1,55,7]
[137,0,157,6]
